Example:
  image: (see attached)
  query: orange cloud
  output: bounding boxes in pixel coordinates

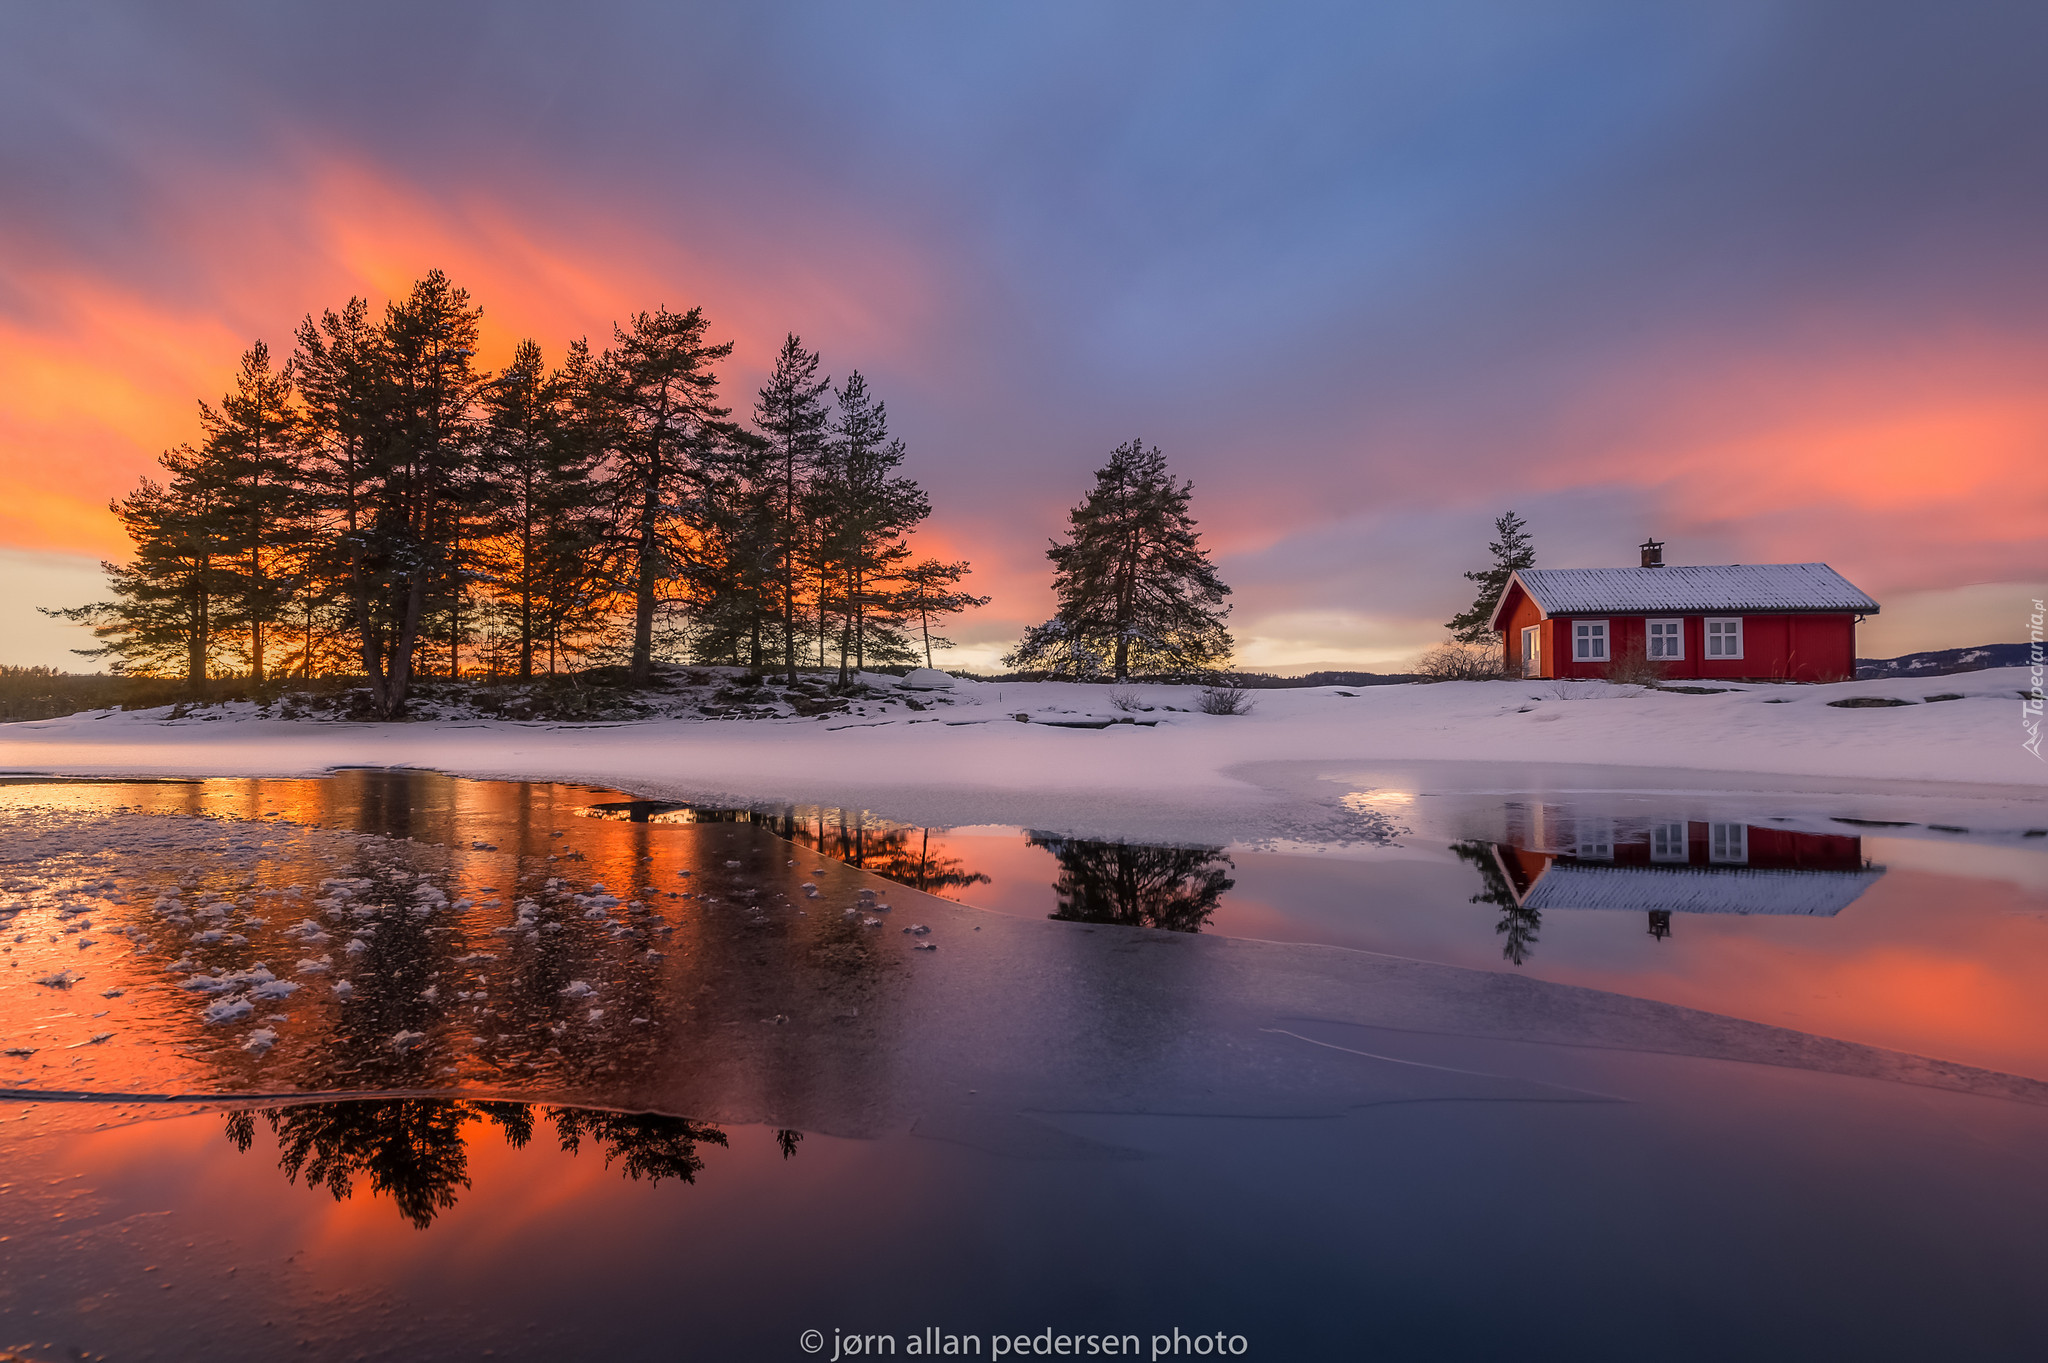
[0,154,940,559]
[0,273,251,554]
[1528,327,2048,578]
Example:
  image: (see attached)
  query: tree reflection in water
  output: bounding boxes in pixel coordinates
[1450,840,1541,966]
[760,813,993,898]
[225,1099,743,1229]
[553,1107,729,1184]
[1025,834,1234,934]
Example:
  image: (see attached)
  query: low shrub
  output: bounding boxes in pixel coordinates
[1196,677,1257,715]
[1603,642,1667,687]
[1107,687,1149,713]
[1415,642,1509,681]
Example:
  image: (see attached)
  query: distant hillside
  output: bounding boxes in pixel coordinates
[1856,643,2033,680]
[960,669,1422,688]
[1235,670,1423,689]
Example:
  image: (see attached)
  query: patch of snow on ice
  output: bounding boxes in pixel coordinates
[203,996,255,1024]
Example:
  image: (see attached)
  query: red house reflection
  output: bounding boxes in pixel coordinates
[1489,814,1883,937]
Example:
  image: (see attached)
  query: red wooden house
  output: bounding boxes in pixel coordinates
[1489,540,1878,682]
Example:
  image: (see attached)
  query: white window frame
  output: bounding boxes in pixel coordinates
[1708,823,1748,865]
[1646,617,1684,661]
[1521,625,1541,677]
[1650,821,1689,863]
[1704,617,1744,660]
[1574,820,1614,861]
[1572,619,1609,663]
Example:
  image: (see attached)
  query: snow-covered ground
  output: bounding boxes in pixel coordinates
[2,667,2042,844]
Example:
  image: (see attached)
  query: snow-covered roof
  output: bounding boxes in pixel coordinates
[1519,862,1883,916]
[1490,563,1879,629]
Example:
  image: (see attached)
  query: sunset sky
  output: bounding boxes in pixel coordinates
[3,1,2044,671]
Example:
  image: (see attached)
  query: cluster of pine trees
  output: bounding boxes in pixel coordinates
[52,271,987,716]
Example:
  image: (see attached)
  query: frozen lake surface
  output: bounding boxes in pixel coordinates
[2,770,2045,1360]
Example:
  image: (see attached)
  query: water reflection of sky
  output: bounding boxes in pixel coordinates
[5,769,2047,1083]
[667,793,2048,1079]
[7,773,2048,1358]
[10,1034,2048,1361]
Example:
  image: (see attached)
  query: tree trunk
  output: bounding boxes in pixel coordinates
[519,574,534,680]
[836,580,853,688]
[385,572,427,718]
[187,572,208,693]
[783,570,798,685]
[353,599,389,718]
[630,476,659,684]
[250,533,266,684]
[1112,531,1138,681]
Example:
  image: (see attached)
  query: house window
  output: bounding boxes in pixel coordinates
[1709,823,1748,864]
[1574,821,1613,861]
[1521,626,1540,677]
[1705,618,1744,659]
[1647,618,1684,660]
[1650,822,1689,863]
[1572,619,1609,662]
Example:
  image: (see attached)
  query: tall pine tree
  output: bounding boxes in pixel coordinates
[1006,440,1231,681]
[199,340,303,683]
[42,445,230,687]
[293,295,383,683]
[293,272,488,716]
[752,335,831,683]
[813,372,929,685]
[1445,510,1534,643]
[371,271,487,711]
[478,339,605,677]
[594,307,736,684]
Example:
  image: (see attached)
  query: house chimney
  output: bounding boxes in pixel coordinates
[1640,538,1664,568]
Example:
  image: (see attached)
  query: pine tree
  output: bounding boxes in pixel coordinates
[752,335,831,683]
[1005,439,1231,681]
[199,340,304,683]
[813,372,929,685]
[594,307,737,683]
[1445,510,1534,643]
[293,295,382,680]
[294,272,488,716]
[540,339,621,671]
[42,446,230,687]
[688,422,786,669]
[382,272,489,688]
[478,339,605,677]
[899,559,989,668]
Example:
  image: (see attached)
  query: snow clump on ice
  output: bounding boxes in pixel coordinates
[204,996,255,1024]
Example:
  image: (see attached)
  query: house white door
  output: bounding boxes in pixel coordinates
[1521,626,1540,677]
